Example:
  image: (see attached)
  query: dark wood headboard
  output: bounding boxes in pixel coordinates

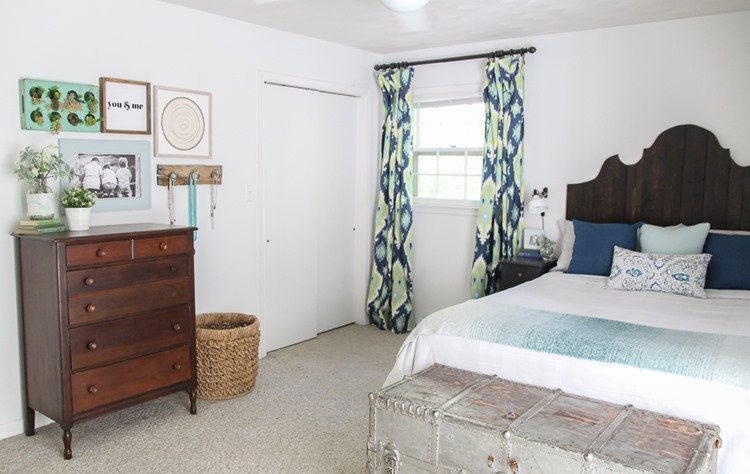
[566,125,750,230]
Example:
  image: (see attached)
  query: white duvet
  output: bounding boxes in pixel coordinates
[385,272,750,472]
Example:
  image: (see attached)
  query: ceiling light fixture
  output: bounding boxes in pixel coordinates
[380,0,431,13]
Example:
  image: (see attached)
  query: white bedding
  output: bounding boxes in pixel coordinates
[386,272,750,472]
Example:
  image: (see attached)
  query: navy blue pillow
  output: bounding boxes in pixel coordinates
[704,233,750,290]
[566,220,643,276]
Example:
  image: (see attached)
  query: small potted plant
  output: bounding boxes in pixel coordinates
[61,187,96,231]
[14,145,75,220]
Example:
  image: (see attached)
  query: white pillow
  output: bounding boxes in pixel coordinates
[606,246,711,298]
[551,219,574,271]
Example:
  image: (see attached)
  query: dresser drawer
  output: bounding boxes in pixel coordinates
[67,257,189,296]
[68,278,191,326]
[66,240,132,267]
[133,234,189,260]
[71,345,191,414]
[70,306,192,370]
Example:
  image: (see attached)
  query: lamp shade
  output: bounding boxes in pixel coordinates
[528,194,548,215]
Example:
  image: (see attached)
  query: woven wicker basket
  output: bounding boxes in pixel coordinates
[195,313,260,400]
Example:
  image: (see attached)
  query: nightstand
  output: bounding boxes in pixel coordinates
[499,258,557,291]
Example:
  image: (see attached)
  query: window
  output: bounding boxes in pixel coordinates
[413,99,484,202]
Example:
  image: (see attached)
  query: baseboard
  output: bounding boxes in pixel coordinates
[0,414,54,441]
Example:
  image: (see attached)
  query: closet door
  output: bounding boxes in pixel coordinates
[261,84,319,352]
[316,93,359,333]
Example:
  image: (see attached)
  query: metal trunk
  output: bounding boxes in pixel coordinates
[367,365,720,473]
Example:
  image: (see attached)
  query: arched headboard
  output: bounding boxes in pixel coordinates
[566,125,750,230]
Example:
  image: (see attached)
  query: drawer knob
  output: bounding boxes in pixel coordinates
[87,341,97,350]
[86,304,96,313]
[96,249,107,257]
[509,459,519,473]
[84,277,95,286]
[159,242,168,251]
[517,272,523,278]
[88,385,98,394]
[173,363,182,371]
[170,265,177,272]
[173,323,181,332]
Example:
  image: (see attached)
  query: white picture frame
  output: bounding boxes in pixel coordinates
[100,77,151,134]
[523,228,545,250]
[153,85,212,158]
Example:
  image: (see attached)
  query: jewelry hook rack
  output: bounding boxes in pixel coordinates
[156,165,223,186]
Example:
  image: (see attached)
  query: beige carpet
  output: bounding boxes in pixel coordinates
[0,324,407,473]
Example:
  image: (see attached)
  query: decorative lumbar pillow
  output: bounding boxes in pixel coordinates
[566,220,643,276]
[607,246,711,298]
[552,219,574,271]
[703,233,750,290]
[639,222,710,254]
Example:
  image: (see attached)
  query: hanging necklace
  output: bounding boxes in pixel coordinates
[210,170,219,230]
[167,173,177,225]
[188,172,198,241]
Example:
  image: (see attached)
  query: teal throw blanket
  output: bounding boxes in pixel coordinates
[407,301,750,390]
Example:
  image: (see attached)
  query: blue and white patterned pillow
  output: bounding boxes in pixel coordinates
[606,246,712,298]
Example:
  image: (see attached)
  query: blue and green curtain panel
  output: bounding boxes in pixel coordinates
[470,56,526,299]
[366,67,415,334]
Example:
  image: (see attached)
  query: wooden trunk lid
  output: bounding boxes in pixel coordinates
[369,365,720,473]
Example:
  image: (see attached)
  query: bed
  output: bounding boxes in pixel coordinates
[385,125,750,472]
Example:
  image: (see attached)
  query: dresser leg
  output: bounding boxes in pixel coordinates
[189,388,197,415]
[62,428,72,460]
[24,406,35,436]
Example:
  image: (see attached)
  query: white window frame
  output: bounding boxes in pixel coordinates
[412,95,484,211]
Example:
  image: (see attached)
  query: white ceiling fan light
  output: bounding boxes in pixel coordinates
[253,0,431,33]
[380,0,431,13]
[381,0,432,33]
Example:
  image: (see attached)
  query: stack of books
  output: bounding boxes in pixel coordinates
[15,218,67,235]
[516,247,542,260]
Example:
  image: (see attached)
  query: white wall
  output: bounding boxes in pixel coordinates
[391,12,750,322]
[0,0,378,439]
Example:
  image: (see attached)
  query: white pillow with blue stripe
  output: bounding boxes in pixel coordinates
[606,246,711,298]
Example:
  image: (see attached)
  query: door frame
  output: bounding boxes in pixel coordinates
[257,71,372,358]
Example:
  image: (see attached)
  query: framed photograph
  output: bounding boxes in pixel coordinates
[154,85,212,158]
[19,78,100,134]
[59,139,151,212]
[100,77,151,134]
[523,228,545,250]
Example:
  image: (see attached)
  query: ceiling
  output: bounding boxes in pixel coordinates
[159,0,750,53]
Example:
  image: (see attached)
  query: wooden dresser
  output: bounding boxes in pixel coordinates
[15,224,198,459]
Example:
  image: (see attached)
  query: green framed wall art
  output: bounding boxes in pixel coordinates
[19,79,101,134]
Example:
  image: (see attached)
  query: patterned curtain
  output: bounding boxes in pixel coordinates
[366,67,415,334]
[470,56,526,299]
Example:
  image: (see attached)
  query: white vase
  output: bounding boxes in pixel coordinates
[65,207,92,231]
[26,192,55,220]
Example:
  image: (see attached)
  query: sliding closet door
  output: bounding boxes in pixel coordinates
[261,84,319,352]
[316,92,359,333]
[261,83,360,352]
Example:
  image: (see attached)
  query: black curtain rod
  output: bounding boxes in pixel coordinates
[373,46,536,71]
